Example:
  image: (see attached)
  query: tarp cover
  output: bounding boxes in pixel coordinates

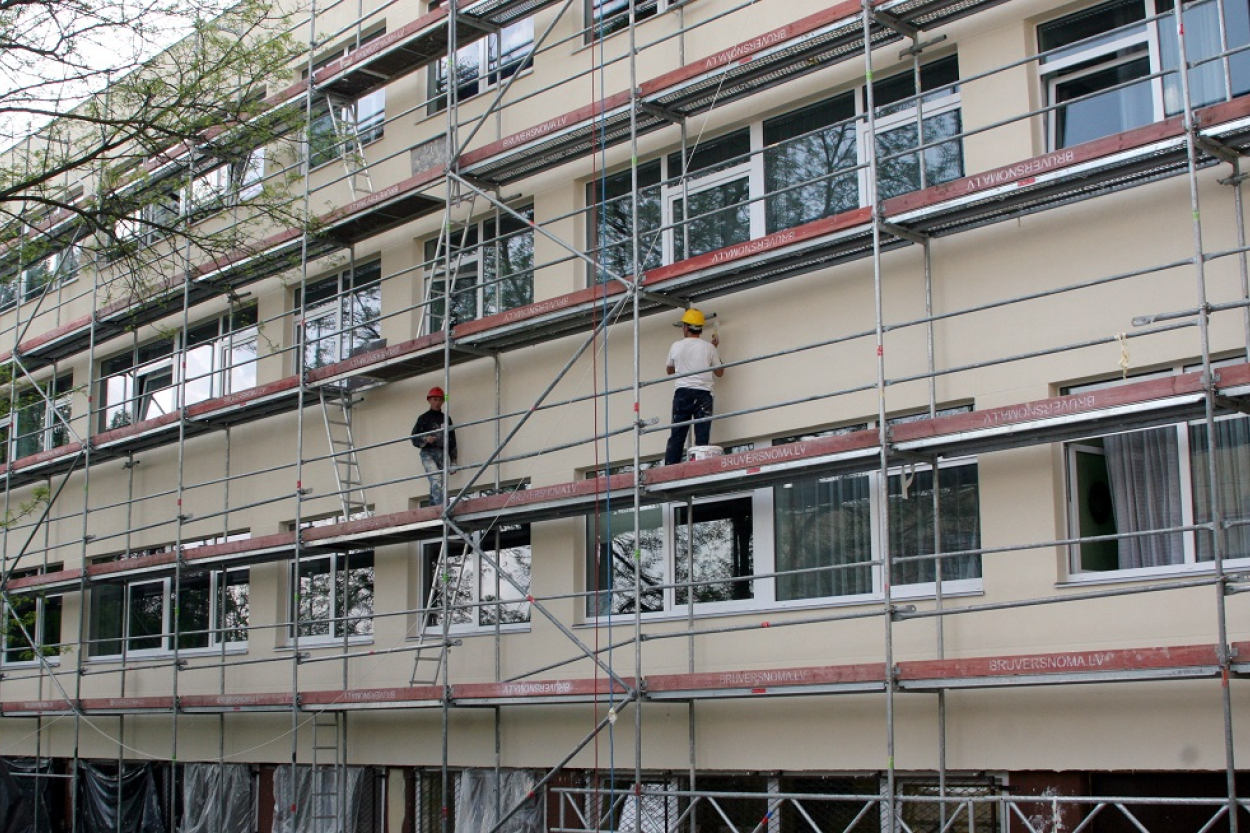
[77,761,165,833]
[272,766,370,833]
[456,769,541,833]
[4,758,56,833]
[0,759,34,833]
[179,764,253,833]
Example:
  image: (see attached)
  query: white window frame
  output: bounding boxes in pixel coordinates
[423,210,534,331]
[585,0,668,41]
[1065,366,1250,581]
[429,13,533,111]
[7,375,72,461]
[298,263,382,370]
[90,564,250,659]
[2,570,62,667]
[98,309,259,430]
[420,526,533,632]
[866,85,963,201]
[187,148,267,213]
[661,145,763,265]
[291,551,376,644]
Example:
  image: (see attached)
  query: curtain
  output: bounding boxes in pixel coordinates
[1190,417,1250,561]
[1161,0,1227,111]
[454,770,541,833]
[1104,428,1184,568]
[273,766,370,833]
[179,764,253,833]
[775,475,874,600]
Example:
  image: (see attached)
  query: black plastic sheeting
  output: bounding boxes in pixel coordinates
[77,762,166,833]
[0,758,57,833]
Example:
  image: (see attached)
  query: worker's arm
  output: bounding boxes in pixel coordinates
[711,334,724,376]
[666,363,676,375]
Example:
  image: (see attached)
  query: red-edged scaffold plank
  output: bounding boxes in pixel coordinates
[642,208,874,286]
[638,0,864,97]
[645,662,887,696]
[4,440,84,477]
[644,431,879,486]
[304,333,445,384]
[1216,362,1250,390]
[179,692,295,711]
[451,281,627,339]
[890,371,1210,444]
[88,551,177,579]
[1,699,75,716]
[453,676,635,702]
[454,474,635,516]
[302,507,442,545]
[91,412,181,449]
[896,644,1222,683]
[81,696,176,713]
[4,568,84,592]
[458,91,634,169]
[301,686,444,708]
[183,531,297,565]
[184,376,301,419]
[312,6,450,92]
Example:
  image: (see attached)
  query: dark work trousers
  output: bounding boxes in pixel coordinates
[665,387,714,464]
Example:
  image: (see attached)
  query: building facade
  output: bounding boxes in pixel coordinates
[2,0,1250,830]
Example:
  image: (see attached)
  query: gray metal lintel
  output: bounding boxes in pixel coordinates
[898,33,947,59]
[879,221,927,245]
[1215,394,1250,416]
[637,289,689,310]
[1196,134,1247,165]
[873,9,920,39]
[452,343,498,358]
[638,101,684,125]
[453,13,502,36]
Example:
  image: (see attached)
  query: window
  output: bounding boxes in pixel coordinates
[98,307,258,430]
[586,0,663,41]
[2,568,63,664]
[1068,414,1250,574]
[90,560,249,657]
[588,492,763,616]
[0,375,72,463]
[1040,0,1250,149]
[424,210,534,330]
[587,448,980,617]
[114,185,181,248]
[298,261,382,370]
[292,551,375,639]
[429,2,532,112]
[187,149,266,213]
[421,525,532,629]
[1,244,82,309]
[309,90,386,168]
[587,57,962,281]
[306,30,388,168]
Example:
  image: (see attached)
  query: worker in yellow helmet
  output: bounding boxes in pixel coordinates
[664,308,723,465]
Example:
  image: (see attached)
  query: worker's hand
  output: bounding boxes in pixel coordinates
[711,334,719,347]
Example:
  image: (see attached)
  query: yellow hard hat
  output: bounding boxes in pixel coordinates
[680,308,706,328]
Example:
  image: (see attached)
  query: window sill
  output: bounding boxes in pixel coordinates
[1,656,62,669]
[1060,559,1250,587]
[411,623,531,638]
[579,582,985,626]
[87,644,248,663]
[279,635,375,650]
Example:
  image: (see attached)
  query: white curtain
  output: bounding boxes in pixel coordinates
[1104,428,1184,568]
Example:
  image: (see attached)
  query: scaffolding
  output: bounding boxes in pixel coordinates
[2,0,1250,830]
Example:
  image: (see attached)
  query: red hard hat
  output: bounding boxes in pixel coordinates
[427,386,445,398]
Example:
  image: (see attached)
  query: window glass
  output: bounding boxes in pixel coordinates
[431,19,533,111]
[587,504,665,616]
[887,464,982,585]
[423,526,532,629]
[301,262,382,369]
[3,580,62,664]
[1191,417,1250,561]
[764,93,858,233]
[588,0,660,40]
[589,161,663,281]
[774,474,874,600]
[127,580,167,652]
[296,552,375,638]
[91,584,125,656]
[672,177,752,261]
[673,496,754,604]
[426,210,534,330]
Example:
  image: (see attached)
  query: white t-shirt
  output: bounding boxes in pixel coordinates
[667,337,721,392]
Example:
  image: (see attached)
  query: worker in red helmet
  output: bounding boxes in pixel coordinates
[664,308,723,465]
[411,386,457,505]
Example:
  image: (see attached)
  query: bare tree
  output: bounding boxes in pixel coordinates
[0,0,309,308]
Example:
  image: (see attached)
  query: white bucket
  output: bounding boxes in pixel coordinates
[686,445,723,462]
